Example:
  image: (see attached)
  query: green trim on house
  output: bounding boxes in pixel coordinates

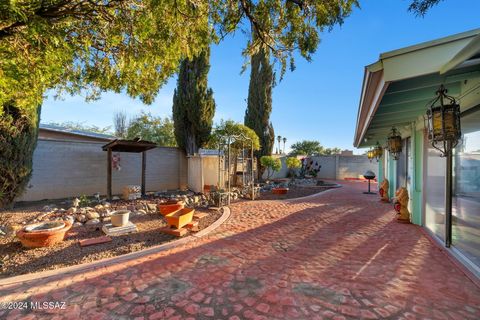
[388,154,396,199]
[377,156,384,183]
[411,129,424,225]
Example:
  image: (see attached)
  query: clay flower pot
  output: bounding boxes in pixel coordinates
[111,210,131,227]
[272,187,289,195]
[17,221,72,248]
[165,208,195,229]
[158,200,184,216]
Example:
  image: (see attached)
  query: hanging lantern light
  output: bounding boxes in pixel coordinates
[387,127,402,160]
[367,149,375,162]
[425,85,461,157]
[373,141,383,162]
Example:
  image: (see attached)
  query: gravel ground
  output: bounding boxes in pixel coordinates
[0,207,222,278]
[258,185,337,201]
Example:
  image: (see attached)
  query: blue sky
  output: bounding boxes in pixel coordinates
[41,0,480,153]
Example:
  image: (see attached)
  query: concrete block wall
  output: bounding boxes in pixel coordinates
[19,140,188,202]
[261,155,376,181]
[310,156,336,179]
[337,155,377,179]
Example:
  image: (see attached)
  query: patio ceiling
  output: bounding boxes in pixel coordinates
[354,28,480,148]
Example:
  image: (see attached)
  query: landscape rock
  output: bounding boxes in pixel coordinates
[85,219,100,225]
[76,214,87,223]
[86,211,100,220]
[73,222,83,227]
[64,216,75,224]
[66,207,77,214]
[147,204,157,212]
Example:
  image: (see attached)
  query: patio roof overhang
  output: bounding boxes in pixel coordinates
[354,28,480,148]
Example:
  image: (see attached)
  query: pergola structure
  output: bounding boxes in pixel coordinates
[102,139,157,200]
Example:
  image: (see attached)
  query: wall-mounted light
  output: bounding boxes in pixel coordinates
[373,141,383,162]
[387,127,402,160]
[425,85,461,157]
[367,149,375,162]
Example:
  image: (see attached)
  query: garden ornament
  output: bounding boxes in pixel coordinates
[394,187,410,223]
[72,198,80,208]
[379,179,390,202]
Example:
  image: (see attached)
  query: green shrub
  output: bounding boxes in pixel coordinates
[260,156,281,180]
[286,157,301,178]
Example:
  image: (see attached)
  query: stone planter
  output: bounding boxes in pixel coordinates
[165,208,194,229]
[17,221,72,248]
[272,187,289,195]
[111,210,131,227]
[158,200,184,216]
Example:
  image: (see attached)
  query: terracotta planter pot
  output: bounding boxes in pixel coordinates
[158,200,184,216]
[165,208,195,229]
[17,221,72,248]
[111,210,131,227]
[272,188,289,195]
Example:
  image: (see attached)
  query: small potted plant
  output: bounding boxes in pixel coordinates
[110,210,131,227]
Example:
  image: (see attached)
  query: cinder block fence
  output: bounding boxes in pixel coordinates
[19,140,188,202]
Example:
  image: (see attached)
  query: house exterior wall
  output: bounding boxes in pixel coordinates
[18,140,188,202]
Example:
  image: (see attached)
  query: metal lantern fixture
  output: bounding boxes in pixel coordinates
[425,85,461,248]
[373,141,383,162]
[367,149,375,162]
[425,85,461,157]
[387,127,402,160]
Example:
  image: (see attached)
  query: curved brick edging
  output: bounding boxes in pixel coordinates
[285,184,343,202]
[0,207,231,286]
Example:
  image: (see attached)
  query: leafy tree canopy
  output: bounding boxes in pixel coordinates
[289,140,342,156]
[0,0,361,116]
[289,140,323,156]
[208,120,260,151]
[126,112,177,147]
[408,0,445,16]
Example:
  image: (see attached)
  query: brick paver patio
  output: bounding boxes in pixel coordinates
[1,181,479,320]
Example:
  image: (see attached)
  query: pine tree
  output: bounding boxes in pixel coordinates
[245,46,275,177]
[173,48,216,155]
[0,102,40,208]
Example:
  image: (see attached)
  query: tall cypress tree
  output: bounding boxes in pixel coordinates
[245,46,275,177]
[173,48,216,155]
[0,102,41,208]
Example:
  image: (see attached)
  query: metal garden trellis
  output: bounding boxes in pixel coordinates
[216,132,256,205]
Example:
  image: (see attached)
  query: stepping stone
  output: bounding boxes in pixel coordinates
[79,236,112,247]
[159,227,188,237]
[102,222,138,236]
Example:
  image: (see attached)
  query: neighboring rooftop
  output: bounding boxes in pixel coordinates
[39,123,116,142]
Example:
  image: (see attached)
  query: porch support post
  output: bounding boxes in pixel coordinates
[445,141,453,247]
[141,151,146,197]
[107,148,112,200]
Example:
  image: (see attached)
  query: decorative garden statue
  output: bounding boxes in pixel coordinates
[379,179,390,202]
[394,187,410,223]
[72,198,80,208]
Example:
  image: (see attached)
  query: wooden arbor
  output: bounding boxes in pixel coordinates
[102,139,157,200]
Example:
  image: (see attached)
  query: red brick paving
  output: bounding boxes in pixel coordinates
[1,181,479,319]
